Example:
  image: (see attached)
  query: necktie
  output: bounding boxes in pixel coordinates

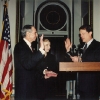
[30,44,33,52]
[83,44,87,53]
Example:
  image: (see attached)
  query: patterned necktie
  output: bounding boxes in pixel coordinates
[30,44,33,52]
[83,44,87,53]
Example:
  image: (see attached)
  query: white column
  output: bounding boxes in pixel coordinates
[93,0,100,41]
[8,0,16,95]
[74,0,82,46]
[24,0,34,25]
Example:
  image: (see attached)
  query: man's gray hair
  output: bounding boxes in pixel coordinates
[21,25,33,38]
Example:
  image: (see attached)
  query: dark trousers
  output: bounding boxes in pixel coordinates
[79,91,99,100]
[36,78,55,100]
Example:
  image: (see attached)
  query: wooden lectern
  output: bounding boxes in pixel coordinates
[59,62,100,99]
[59,62,100,71]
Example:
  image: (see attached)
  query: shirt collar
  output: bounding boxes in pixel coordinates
[23,38,31,47]
[86,38,93,48]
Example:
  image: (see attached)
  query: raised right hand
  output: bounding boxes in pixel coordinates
[65,38,72,52]
[39,34,44,50]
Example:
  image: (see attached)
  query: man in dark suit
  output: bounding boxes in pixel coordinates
[14,25,46,100]
[65,25,100,100]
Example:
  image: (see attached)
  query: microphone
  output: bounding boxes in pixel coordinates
[72,44,76,49]
[71,44,77,53]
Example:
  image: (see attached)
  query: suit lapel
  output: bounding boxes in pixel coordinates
[82,39,95,56]
[22,40,33,52]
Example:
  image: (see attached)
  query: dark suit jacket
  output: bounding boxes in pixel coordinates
[35,53,58,99]
[14,40,44,100]
[78,39,100,95]
[65,39,100,96]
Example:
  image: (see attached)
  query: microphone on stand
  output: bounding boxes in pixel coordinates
[71,44,76,54]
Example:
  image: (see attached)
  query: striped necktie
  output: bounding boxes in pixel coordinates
[30,44,33,52]
[83,44,87,53]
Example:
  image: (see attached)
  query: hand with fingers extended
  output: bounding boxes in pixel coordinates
[44,70,57,79]
[39,34,44,50]
[65,38,72,52]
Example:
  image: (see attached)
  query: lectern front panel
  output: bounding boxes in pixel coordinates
[59,62,100,71]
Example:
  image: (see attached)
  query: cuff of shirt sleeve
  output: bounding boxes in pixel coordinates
[43,69,47,75]
[39,48,45,55]
[66,51,70,53]
[66,52,71,57]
